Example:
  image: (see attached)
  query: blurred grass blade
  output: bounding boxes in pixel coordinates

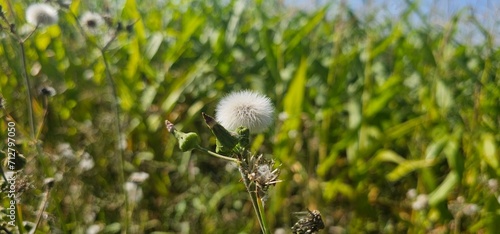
[145,32,163,59]
[283,57,307,122]
[373,149,405,164]
[386,159,436,182]
[480,133,498,169]
[428,172,459,206]
[286,7,327,55]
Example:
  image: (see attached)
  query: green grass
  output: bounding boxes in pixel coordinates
[1,0,499,233]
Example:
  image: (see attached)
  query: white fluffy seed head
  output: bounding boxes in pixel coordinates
[215,90,274,133]
[80,11,104,32]
[26,3,58,27]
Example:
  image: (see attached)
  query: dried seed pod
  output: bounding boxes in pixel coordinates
[291,209,325,234]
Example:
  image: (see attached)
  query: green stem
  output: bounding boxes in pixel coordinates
[195,146,268,232]
[256,194,269,232]
[19,41,35,140]
[195,146,239,163]
[237,165,270,234]
[101,51,129,233]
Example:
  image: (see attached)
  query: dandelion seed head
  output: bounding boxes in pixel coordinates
[40,86,57,97]
[215,90,274,133]
[26,3,58,27]
[80,11,104,32]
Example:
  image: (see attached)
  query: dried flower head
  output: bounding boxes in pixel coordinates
[26,3,58,27]
[448,196,480,217]
[246,154,281,202]
[40,86,57,97]
[216,90,274,133]
[292,209,325,234]
[80,11,104,32]
[0,96,5,109]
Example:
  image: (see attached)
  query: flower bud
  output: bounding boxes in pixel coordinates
[165,120,200,152]
[202,112,238,153]
[177,132,200,152]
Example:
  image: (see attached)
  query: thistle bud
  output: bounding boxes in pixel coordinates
[165,120,200,152]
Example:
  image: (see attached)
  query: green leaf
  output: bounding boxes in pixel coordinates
[373,149,405,164]
[286,7,327,55]
[369,25,402,60]
[480,133,498,169]
[425,138,447,160]
[145,33,163,60]
[436,79,452,110]
[386,159,436,182]
[324,179,355,201]
[283,57,307,125]
[385,116,425,140]
[202,113,238,153]
[140,85,158,111]
[428,172,459,206]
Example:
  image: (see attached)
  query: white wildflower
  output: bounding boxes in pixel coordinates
[411,194,429,211]
[128,172,149,184]
[124,182,143,203]
[80,11,104,32]
[215,90,274,133]
[488,179,498,192]
[86,224,103,234]
[462,204,479,216]
[26,3,58,27]
[78,152,95,172]
[57,143,74,159]
[406,188,417,200]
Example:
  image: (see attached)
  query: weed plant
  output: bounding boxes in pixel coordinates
[0,0,499,233]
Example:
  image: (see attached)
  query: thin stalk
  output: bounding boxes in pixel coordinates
[30,186,51,234]
[15,202,25,234]
[19,40,35,140]
[256,193,269,233]
[101,51,129,233]
[237,165,270,234]
[195,144,268,233]
[195,146,239,163]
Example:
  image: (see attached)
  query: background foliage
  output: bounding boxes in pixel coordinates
[1,0,499,233]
